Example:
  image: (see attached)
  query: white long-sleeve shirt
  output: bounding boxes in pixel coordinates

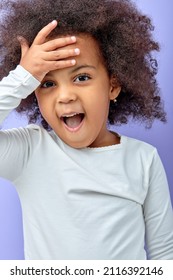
[0,66,173,259]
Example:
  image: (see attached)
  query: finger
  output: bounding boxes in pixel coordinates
[45,59,77,71]
[17,36,29,58]
[43,48,80,61]
[43,36,77,51]
[29,59,77,81]
[33,20,58,45]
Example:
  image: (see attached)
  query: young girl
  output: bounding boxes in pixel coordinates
[0,0,173,260]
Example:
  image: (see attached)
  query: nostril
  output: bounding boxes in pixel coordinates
[56,91,77,104]
[58,98,76,104]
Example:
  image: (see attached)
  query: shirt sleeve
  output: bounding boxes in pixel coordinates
[0,66,40,181]
[143,149,173,259]
[0,65,40,123]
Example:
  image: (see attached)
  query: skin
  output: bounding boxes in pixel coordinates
[19,20,79,82]
[19,21,121,149]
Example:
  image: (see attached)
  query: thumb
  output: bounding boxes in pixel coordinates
[17,36,29,58]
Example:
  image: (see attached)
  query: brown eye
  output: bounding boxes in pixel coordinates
[74,74,91,82]
[41,81,56,88]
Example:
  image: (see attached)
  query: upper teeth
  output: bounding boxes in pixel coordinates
[63,113,79,118]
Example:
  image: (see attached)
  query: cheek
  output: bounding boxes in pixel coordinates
[96,90,110,110]
[35,91,50,109]
[87,96,110,125]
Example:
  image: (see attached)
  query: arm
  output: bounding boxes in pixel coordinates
[0,66,40,181]
[0,65,39,124]
[143,149,173,259]
[0,20,79,180]
[0,20,79,124]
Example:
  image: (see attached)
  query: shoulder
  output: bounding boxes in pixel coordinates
[18,124,53,140]
[121,135,158,163]
[121,135,165,186]
[122,135,156,150]
[1,124,53,146]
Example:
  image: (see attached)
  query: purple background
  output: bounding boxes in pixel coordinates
[0,0,173,259]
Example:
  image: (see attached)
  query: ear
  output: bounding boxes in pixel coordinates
[109,76,121,101]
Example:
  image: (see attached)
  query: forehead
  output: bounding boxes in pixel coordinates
[76,34,98,49]
[61,34,103,65]
[79,35,101,61]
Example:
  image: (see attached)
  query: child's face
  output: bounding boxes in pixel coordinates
[35,35,120,148]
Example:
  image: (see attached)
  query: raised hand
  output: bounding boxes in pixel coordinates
[18,20,80,81]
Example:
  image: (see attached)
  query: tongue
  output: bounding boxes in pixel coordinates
[65,114,83,128]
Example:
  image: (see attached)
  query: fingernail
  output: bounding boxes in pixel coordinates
[17,36,22,41]
[71,36,76,42]
[71,59,76,65]
[17,36,24,43]
[51,20,57,25]
[74,48,80,55]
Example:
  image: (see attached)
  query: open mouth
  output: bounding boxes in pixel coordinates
[61,113,85,130]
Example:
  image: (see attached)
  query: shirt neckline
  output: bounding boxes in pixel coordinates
[51,129,126,152]
[82,134,125,152]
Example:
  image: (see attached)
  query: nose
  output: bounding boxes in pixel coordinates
[56,85,77,104]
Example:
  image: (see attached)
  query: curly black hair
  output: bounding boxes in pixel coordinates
[0,0,166,129]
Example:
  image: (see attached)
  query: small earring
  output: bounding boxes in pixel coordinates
[113,98,117,103]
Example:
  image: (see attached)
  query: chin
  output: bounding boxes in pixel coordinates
[63,138,93,149]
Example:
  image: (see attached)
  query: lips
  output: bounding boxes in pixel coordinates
[60,112,85,132]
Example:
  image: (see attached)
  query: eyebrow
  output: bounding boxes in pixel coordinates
[44,65,96,79]
[70,64,96,73]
